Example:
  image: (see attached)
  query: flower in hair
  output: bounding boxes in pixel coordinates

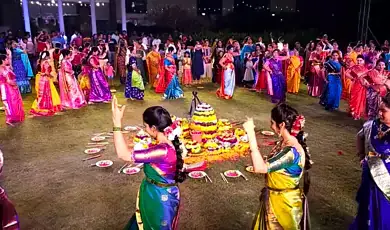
[164,120,182,141]
[291,115,305,137]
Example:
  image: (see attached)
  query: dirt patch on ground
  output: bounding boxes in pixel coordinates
[0,83,361,229]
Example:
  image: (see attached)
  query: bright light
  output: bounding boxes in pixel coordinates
[280,18,283,21]
[51,0,54,3]
[30,1,34,4]
[96,2,100,6]
[35,1,39,4]
[67,3,70,6]
[102,3,104,6]
[271,13,275,16]
[201,13,205,16]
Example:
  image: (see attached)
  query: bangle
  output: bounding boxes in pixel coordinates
[113,126,122,132]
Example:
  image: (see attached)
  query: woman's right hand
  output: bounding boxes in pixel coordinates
[243,117,256,134]
[111,95,126,127]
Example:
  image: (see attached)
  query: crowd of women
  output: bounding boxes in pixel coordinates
[2,32,390,126]
[0,30,390,229]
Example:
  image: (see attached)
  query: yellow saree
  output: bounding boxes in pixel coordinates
[286,56,301,94]
[146,51,161,87]
[252,146,305,230]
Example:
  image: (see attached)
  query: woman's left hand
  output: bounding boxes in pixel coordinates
[111,95,126,127]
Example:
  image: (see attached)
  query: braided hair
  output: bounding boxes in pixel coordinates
[271,103,312,195]
[142,106,186,183]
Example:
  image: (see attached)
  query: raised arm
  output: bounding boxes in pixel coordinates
[243,118,268,173]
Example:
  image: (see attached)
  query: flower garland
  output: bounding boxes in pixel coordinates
[291,115,305,137]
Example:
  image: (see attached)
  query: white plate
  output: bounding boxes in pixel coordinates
[84,148,101,154]
[224,170,241,178]
[261,131,275,136]
[245,166,254,173]
[95,160,113,168]
[123,167,141,175]
[124,126,139,131]
[240,135,249,143]
[91,136,106,142]
[188,171,206,179]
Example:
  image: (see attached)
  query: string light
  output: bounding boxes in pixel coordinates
[21,0,299,14]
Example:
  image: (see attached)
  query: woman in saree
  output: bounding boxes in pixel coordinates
[0,149,20,229]
[58,49,87,109]
[320,50,343,111]
[254,54,269,93]
[350,93,390,230]
[341,45,358,100]
[0,54,25,125]
[87,47,112,103]
[163,47,184,100]
[116,39,128,84]
[308,44,325,97]
[216,45,236,99]
[30,51,62,116]
[365,60,390,120]
[346,55,368,120]
[154,51,167,94]
[125,56,144,100]
[263,49,289,104]
[243,103,311,230]
[286,49,303,94]
[11,43,32,94]
[111,99,186,230]
[146,46,161,88]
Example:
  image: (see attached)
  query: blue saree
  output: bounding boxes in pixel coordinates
[320,60,342,110]
[125,143,180,230]
[350,120,390,230]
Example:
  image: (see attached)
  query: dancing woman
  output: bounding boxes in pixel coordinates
[216,45,236,99]
[163,47,184,100]
[308,44,325,97]
[11,43,32,94]
[30,51,62,116]
[125,56,145,100]
[286,49,303,94]
[346,55,368,120]
[0,54,25,125]
[111,99,186,230]
[365,60,390,120]
[350,93,390,229]
[58,49,87,109]
[0,149,20,229]
[87,47,112,103]
[320,50,343,111]
[244,103,311,229]
[262,49,289,103]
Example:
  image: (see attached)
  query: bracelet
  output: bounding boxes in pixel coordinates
[113,126,122,132]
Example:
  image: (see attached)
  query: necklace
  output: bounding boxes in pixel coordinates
[376,123,390,139]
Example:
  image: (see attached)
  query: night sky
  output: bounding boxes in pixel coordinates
[270,0,296,12]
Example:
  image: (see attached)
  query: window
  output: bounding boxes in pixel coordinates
[126,0,147,14]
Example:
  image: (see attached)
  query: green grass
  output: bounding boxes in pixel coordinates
[0,82,362,229]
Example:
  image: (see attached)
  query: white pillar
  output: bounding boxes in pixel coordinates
[90,0,97,34]
[22,0,31,33]
[57,0,65,33]
[121,0,126,31]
